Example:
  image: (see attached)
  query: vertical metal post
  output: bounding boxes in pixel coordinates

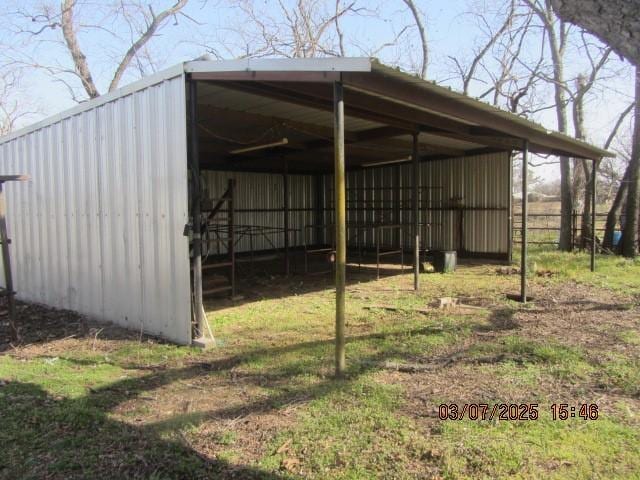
[521,141,529,303]
[314,175,324,245]
[229,179,236,298]
[394,165,401,249]
[283,160,290,276]
[376,227,380,280]
[412,133,420,291]
[507,151,514,264]
[189,78,206,339]
[334,81,346,376]
[0,182,16,342]
[591,159,598,272]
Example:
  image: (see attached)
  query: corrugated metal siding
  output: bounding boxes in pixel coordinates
[327,152,510,254]
[198,152,508,259]
[202,171,314,252]
[0,75,192,344]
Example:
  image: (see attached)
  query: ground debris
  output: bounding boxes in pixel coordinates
[363,305,431,315]
[496,266,519,275]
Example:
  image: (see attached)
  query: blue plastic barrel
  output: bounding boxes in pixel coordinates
[613,231,622,246]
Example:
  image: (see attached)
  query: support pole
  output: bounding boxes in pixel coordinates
[283,160,290,276]
[0,183,16,341]
[188,78,206,341]
[0,175,28,342]
[591,159,598,272]
[520,141,529,303]
[412,133,420,291]
[333,81,346,376]
[508,151,514,264]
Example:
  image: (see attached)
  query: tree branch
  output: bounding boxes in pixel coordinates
[108,0,188,92]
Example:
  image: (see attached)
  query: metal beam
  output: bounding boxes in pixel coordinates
[413,133,420,291]
[521,141,529,303]
[508,151,514,264]
[189,79,207,342]
[192,71,340,82]
[334,81,346,377]
[283,159,290,276]
[342,72,607,160]
[215,81,534,154]
[591,159,598,272]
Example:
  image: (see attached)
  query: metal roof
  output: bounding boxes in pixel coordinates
[0,57,612,164]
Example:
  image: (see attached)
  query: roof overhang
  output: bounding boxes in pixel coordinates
[0,57,612,169]
[186,58,610,173]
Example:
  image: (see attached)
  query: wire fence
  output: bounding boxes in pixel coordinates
[513,210,609,249]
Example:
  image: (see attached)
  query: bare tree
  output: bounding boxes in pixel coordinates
[401,0,428,78]
[229,0,364,59]
[550,0,640,67]
[523,0,575,250]
[569,37,613,247]
[449,0,517,96]
[0,68,35,135]
[6,0,190,101]
[621,67,640,257]
[601,116,633,249]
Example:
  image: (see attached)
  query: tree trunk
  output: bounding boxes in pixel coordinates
[580,160,593,249]
[550,0,640,67]
[573,75,594,250]
[602,168,629,250]
[621,67,640,257]
[539,3,572,251]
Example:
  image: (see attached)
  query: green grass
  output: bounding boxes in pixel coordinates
[524,246,640,295]
[600,355,640,397]
[1,247,639,478]
[440,416,640,479]
[260,378,428,479]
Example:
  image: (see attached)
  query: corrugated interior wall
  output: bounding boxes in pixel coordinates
[202,171,315,252]
[324,152,510,254]
[0,75,192,344]
[204,152,509,257]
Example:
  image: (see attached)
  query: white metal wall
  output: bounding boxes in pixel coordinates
[325,152,510,255]
[202,171,315,252]
[203,152,509,257]
[0,75,192,344]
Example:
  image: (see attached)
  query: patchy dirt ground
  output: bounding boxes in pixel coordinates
[1,255,639,479]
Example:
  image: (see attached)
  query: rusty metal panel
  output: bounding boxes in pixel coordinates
[0,74,191,344]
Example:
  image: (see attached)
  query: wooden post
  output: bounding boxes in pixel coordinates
[189,79,206,341]
[334,81,346,376]
[521,141,529,303]
[412,133,420,291]
[283,160,290,276]
[591,159,598,272]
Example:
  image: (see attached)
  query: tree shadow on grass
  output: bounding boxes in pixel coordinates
[1,323,462,479]
[0,380,294,480]
[1,300,535,479]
